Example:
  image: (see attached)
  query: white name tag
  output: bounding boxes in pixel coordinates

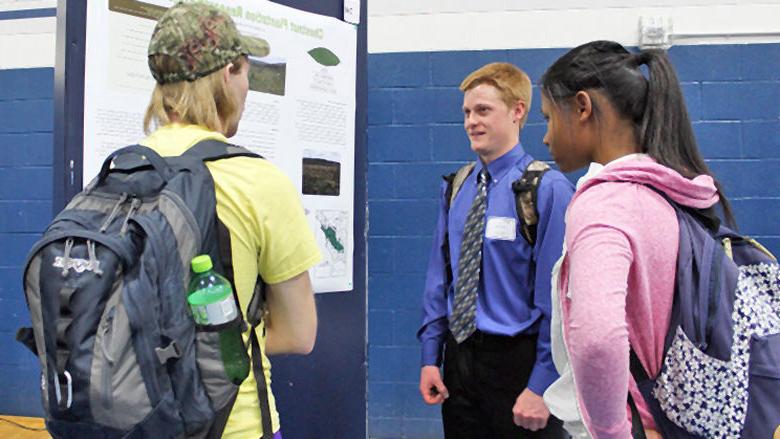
[485,216,516,241]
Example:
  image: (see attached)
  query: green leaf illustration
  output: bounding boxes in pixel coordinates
[308,47,340,66]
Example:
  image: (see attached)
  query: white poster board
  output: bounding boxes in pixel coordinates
[82,0,357,293]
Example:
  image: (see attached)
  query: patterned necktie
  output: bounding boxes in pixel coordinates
[449,168,490,343]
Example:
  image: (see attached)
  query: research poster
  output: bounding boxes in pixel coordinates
[82,0,357,292]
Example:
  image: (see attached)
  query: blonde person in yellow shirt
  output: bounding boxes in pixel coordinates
[141,3,321,438]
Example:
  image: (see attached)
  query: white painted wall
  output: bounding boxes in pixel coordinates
[0,0,54,12]
[0,0,56,68]
[368,0,780,52]
[0,16,55,68]
[4,2,780,66]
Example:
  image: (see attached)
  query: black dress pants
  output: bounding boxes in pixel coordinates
[442,331,566,439]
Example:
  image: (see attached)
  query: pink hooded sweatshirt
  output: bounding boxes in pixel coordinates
[558,155,719,438]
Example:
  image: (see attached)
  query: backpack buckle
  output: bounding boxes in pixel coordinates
[54,370,73,409]
[155,341,181,364]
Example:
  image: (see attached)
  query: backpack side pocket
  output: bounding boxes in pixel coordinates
[89,280,152,430]
[194,325,242,412]
[742,331,780,438]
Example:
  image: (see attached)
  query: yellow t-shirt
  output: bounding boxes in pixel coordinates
[141,123,322,438]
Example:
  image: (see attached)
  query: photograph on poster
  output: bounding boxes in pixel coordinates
[302,149,341,196]
[248,53,287,96]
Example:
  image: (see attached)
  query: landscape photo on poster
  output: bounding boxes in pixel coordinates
[247,51,287,96]
[302,149,341,196]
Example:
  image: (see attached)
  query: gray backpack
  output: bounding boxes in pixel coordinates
[17,140,273,438]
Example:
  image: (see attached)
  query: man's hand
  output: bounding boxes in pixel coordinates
[419,366,449,405]
[512,388,550,431]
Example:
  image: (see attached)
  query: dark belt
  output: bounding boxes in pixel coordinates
[452,329,538,351]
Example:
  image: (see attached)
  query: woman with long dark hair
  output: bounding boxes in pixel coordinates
[538,40,733,438]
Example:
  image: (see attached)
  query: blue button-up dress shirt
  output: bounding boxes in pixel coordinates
[418,143,574,395]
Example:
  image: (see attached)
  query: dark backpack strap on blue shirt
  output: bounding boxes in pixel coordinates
[442,163,476,287]
[511,160,550,246]
[445,162,476,210]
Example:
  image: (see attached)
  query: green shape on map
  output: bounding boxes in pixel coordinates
[308,47,340,66]
[320,224,344,252]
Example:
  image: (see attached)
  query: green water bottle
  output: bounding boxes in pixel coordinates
[187,254,250,384]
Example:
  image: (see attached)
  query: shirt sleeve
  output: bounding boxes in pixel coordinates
[417,182,451,367]
[526,174,573,395]
[254,165,322,284]
[565,189,634,439]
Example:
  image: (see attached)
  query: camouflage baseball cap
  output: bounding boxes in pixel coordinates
[148,2,269,84]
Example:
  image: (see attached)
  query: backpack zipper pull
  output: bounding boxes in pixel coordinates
[100,308,116,365]
[53,370,73,410]
[87,240,103,276]
[99,193,129,233]
[722,237,733,260]
[60,238,74,277]
[119,198,142,236]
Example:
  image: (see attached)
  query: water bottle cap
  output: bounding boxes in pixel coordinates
[191,254,213,273]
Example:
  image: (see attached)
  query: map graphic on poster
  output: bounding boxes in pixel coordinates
[81,0,356,292]
[311,209,349,284]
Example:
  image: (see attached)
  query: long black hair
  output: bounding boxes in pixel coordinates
[540,40,735,227]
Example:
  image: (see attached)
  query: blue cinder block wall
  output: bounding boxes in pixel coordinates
[0,44,778,435]
[0,67,54,416]
[367,43,780,438]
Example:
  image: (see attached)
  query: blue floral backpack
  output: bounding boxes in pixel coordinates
[629,197,780,439]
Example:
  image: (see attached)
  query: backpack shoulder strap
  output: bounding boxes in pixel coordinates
[511,160,550,246]
[185,138,273,437]
[185,139,268,323]
[441,162,475,288]
[444,162,476,210]
[182,139,263,162]
[181,138,266,311]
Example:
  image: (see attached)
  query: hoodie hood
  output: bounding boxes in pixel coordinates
[575,154,719,210]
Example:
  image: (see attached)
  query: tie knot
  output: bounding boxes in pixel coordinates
[478,169,490,186]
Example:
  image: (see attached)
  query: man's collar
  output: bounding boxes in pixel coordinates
[475,143,526,185]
